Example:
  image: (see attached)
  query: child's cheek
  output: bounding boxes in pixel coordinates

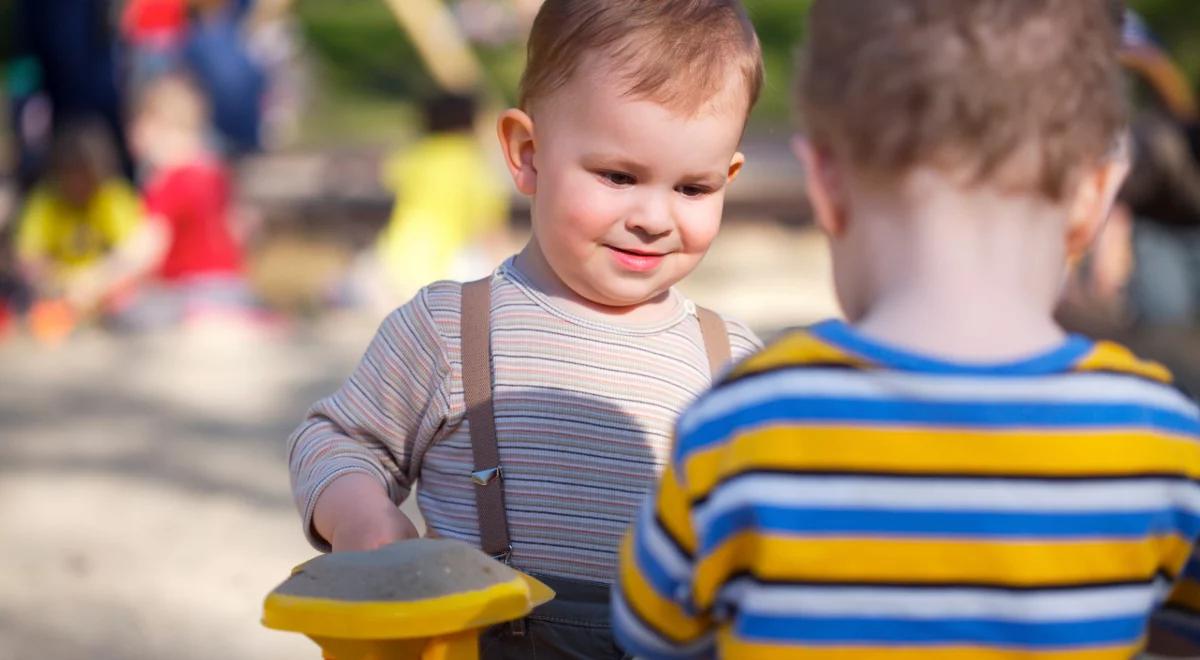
[679,200,724,255]
[562,183,622,243]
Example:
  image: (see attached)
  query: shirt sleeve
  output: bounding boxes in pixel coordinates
[613,456,716,659]
[723,317,763,362]
[15,188,53,262]
[142,175,178,230]
[287,287,453,550]
[98,182,144,246]
[1150,400,1200,646]
[1155,550,1200,642]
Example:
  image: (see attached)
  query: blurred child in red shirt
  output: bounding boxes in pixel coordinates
[121,73,254,329]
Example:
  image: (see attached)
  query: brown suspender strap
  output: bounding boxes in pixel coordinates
[461,277,513,562]
[461,279,732,565]
[696,306,733,379]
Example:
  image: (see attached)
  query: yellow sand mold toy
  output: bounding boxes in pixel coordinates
[262,539,554,660]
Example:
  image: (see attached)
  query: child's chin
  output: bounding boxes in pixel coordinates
[588,283,670,310]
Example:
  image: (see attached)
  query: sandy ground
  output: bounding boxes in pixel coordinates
[0,223,837,660]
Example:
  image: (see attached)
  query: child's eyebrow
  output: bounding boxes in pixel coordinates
[679,169,727,183]
[580,153,648,174]
[582,154,726,182]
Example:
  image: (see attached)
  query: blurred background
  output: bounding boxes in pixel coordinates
[0,1,1197,658]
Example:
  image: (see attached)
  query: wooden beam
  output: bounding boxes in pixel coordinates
[379,0,482,93]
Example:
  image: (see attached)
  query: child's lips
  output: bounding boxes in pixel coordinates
[606,245,669,273]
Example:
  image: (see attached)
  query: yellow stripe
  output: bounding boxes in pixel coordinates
[1075,342,1172,384]
[729,331,868,381]
[717,629,1139,660]
[656,466,698,555]
[617,535,709,644]
[692,533,1193,610]
[683,426,1200,499]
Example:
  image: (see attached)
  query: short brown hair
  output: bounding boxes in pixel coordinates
[520,0,764,117]
[798,0,1127,200]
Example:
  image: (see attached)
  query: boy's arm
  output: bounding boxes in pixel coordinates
[311,473,419,552]
[64,219,168,313]
[613,462,715,660]
[289,289,452,551]
[1147,543,1200,656]
[14,190,54,285]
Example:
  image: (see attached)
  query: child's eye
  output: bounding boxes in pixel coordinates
[676,184,712,198]
[599,171,636,187]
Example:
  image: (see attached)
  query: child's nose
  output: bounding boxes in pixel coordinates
[625,193,674,238]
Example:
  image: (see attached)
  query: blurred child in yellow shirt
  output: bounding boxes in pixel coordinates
[360,93,510,310]
[16,120,160,340]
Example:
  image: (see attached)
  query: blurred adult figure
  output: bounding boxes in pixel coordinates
[14,0,134,179]
[184,0,267,155]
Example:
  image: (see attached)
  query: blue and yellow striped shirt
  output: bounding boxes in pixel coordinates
[614,320,1200,659]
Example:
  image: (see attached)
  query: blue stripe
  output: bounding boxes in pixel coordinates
[736,612,1146,647]
[677,397,1200,460]
[634,521,687,604]
[701,506,1200,552]
[809,320,1094,377]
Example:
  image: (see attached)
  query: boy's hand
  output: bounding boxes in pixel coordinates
[313,473,420,552]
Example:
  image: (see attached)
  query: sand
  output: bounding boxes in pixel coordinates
[275,539,515,602]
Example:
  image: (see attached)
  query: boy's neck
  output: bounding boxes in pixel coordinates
[847,172,1070,362]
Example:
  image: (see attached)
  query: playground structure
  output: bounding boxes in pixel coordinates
[262,539,554,660]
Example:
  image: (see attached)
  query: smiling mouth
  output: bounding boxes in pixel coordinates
[606,245,668,257]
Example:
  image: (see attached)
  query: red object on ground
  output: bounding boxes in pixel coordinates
[144,159,244,282]
[29,299,77,346]
[0,304,11,340]
[121,0,187,45]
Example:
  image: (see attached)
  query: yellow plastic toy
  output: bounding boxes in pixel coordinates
[262,539,554,660]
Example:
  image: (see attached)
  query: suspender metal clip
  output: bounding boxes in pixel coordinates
[470,466,503,486]
[490,544,513,565]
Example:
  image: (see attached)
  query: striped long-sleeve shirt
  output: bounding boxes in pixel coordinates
[614,320,1200,659]
[288,258,760,583]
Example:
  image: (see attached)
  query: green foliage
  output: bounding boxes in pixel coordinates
[294,0,438,100]
[745,0,811,123]
[1135,0,1200,82]
[292,0,1200,140]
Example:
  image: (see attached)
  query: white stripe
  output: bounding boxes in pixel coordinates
[611,586,715,659]
[638,493,693,582]
[692,474,1200,530]
[680,370,1199,438]
[1152,574,1177,606]
[723,579,1156,623]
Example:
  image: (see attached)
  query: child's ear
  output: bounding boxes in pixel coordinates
[497,109,538,195]
[727,152,746,183]
[792,135,847,238]
[1065,147,1131,260]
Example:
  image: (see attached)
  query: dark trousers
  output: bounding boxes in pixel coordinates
[480,575,631,660]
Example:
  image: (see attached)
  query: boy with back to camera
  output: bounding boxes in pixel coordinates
[615,1,1200,658]
[288,1,764,657]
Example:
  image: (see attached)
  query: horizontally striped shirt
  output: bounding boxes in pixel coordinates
[288,258,760,582]
[615,320,1200,659]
